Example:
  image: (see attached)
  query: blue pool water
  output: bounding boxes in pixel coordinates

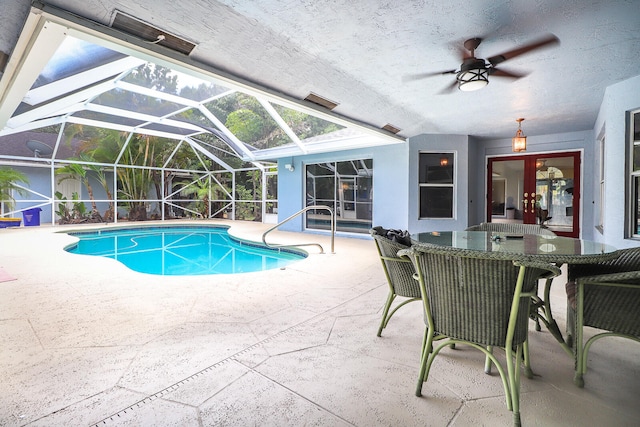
[65,225,306,275]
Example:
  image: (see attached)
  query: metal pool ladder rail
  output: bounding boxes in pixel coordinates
[262,205,335,254]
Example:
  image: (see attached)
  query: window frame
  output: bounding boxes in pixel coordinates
[418,151,456,220]
[629,109,640,238]
[596,134,605,234]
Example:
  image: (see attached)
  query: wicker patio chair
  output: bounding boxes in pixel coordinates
[466,222,558,376]
[399,244,560,427]
[565,247,640,387]
[370,228,421,337]
[467,222,557,334]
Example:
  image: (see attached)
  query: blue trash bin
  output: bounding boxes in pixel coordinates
[22,208,42,226]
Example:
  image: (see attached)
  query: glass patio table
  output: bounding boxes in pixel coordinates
[410,231,619,356]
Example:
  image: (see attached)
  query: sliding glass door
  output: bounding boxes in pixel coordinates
[305,159,373,234]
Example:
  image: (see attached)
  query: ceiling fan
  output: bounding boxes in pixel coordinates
[405,34,559,93]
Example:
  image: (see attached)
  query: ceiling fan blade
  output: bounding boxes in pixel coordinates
[488,67,528,79]
[438,80,459,94]
[487,34,559,66]
[402,69,457,82]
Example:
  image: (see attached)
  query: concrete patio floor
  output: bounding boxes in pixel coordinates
[1,220,639,426]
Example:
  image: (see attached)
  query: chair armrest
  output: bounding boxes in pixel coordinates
[513,259,562,278]
[380,255,412,263]
[397,248,411,259]
[576,270,640,288]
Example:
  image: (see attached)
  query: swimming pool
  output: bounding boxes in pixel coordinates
[64,225,307,275]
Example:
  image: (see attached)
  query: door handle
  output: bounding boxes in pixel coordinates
[523,199,528,213]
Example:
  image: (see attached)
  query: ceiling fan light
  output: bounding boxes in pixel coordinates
[457,69,488,91]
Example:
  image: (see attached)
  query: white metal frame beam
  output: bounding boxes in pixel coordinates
[0,20,67,130]
[23,56,145,105]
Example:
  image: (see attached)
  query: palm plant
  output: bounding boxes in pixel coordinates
[79,129,155,221]
[180,175,211,218]
[115,134,156,221]
[88,163,114,222]
[56,157,102,221]
[0,167,29,214]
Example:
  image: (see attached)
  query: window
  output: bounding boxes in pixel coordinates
[630,110,640,237]
[305,159,373,234]
[419,152,454,219]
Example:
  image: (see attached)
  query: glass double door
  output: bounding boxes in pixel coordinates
[488,152,580,237]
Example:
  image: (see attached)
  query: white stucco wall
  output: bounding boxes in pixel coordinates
[368,143,410,230]
[277,134,473,236]
[407,134,470,233]
[277,140,409,234]
[467,138,481,227]
[594,74,640,249]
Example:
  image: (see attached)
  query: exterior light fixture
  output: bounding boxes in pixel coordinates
[512,118,527,152]
[457,61,489,91]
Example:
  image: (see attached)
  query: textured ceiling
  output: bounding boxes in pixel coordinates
[3,0,640,140]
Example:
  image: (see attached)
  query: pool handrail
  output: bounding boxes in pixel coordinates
[262,205,335,254]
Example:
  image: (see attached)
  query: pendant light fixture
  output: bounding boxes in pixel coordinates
[512,118,527,152]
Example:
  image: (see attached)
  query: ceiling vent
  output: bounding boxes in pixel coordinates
[382,124,401,134]
[111,11,197,55]
[304,92,339,110]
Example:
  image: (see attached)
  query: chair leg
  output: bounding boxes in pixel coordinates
[419,325,428,361]
[573,329,585,388]
[573,285,585,388]
[415,327,432,397]
[485,342,532,379]
[522,339,533,379]
[565,304,575,348]
[506,344,523,427]
[484,346,493,374]
[530,288,542,331]
[377,292,395,337]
